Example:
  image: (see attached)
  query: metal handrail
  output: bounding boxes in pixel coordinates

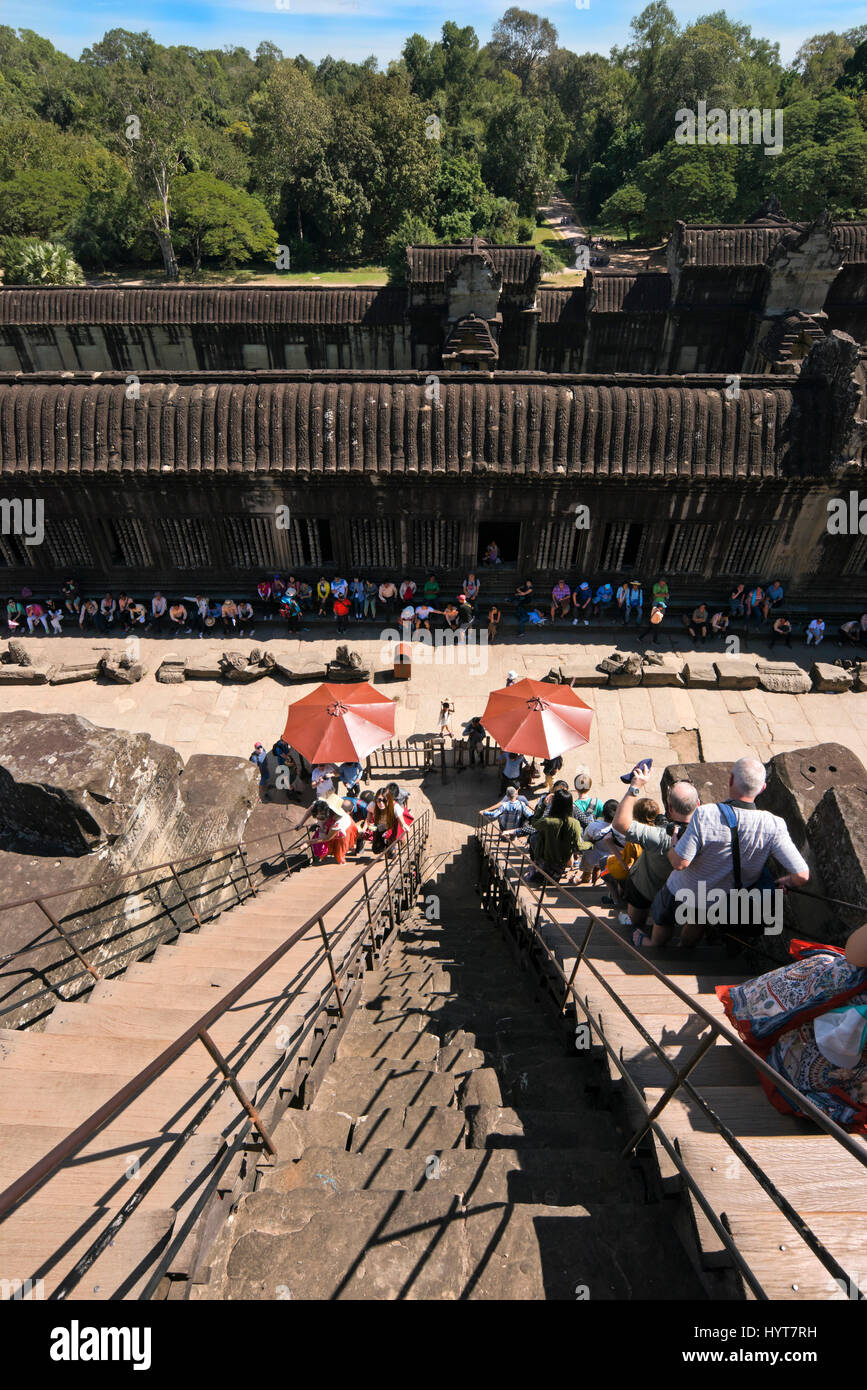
[0,821,315,1017]
[0,822,310,917]
[476,818,867,1299]
[0,812,430,1230]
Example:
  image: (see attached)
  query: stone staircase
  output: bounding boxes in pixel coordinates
[193,853,704,1300]
[0,857,393,1300]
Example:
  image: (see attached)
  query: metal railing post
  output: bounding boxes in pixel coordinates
[382,848,397,935]
[169,866,203,929]
[34,899,101,982]
[197,1028,277,1155]
[239,845,257,897]
[620,1033,717,1157]
[317,916,345,1017]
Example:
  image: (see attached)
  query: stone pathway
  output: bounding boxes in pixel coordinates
[3,633,866,810]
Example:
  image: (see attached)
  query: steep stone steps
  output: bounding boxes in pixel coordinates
[193,853,705,1301]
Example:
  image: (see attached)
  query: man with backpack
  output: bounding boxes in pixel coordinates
[650,756,809,948]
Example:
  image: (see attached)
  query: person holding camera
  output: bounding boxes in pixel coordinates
[609,761,700,945]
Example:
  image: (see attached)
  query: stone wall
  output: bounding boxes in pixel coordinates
[3,469,866,599]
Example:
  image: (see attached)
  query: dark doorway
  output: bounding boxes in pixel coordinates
[477,521,521,566]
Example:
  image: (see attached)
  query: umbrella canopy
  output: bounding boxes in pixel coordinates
[480,678,593,759]
[282,682,396,764]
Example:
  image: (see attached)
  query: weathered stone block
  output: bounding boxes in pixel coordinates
[806,786,867,938]
[7,639,31,666]
[285,663,329,684]
[641,656,685,687]
[560,666,603,687]
[0,713,182,853]
[682,658,718,689]
[184,658,224,680]
[810,662,854,692]
[156,658,187,684]
[99,657,145,684]
[853,664,867,693]
[761,743,867,849]
[0,665,49,684]
[756,660,811,694]
[608,653,643,687]
[714,658,760,690]
[597,651,628,675]
[661,761,735,807]
[49,663,101,685]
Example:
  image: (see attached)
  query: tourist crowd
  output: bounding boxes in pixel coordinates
[6,571,865,650]
[479,752,810,953]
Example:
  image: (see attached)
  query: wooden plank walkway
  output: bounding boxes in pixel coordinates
[0,856,393,1299]
[485,837,867,1301]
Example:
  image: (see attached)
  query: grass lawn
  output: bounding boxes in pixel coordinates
[88,262,390,287]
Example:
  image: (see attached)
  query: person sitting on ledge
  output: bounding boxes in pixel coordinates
[79,598,98,630]
[481,785,533,836]
[550,578,571,622]
[169,600,190,634]
[806,616,825,646]
[687,603,709,643]
[652,577,670,608]
[149,591,167,633]
[26,600,48,634]
[710,610,729,641]
[99,592,117,631]
[729,582,746,617]
[221,598,238,635]
[571,579,592,625]
[745,583,765,627]
[483,541,501,566]
[768,614,792,649]
[837,619,862,648]
[717,924,867,1133]
[592,581,613,619]
[237,600,254,637]
[762,580,784,619]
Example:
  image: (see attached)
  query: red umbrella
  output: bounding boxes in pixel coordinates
[480,678,593,759]
[282,682,396,764]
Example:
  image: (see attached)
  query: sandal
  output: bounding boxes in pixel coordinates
[631,928,651,949]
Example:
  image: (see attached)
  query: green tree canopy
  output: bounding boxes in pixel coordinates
[171,172,276,271]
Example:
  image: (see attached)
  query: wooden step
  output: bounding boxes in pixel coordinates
[0,1064,259,1135]
[676,1133,867,1213]
[724,1210,867,1300]
[0,1201,174,1300]
[0,1127,226,1209]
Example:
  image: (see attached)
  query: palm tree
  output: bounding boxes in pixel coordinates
[1,238,85,286]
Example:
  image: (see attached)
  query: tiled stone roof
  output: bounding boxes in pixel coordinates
[587,272,671,314]
[405,243,541,293]
[0,286,408,326]
[0,369,833,480]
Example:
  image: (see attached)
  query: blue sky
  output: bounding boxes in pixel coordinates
[3,0,866,66]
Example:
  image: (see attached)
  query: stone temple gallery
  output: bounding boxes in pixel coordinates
[0,203,864,599]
